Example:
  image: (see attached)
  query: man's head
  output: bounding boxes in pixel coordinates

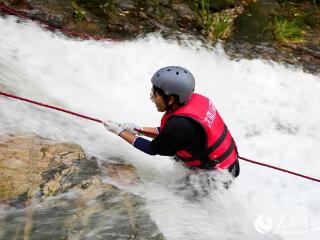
[150,66,195,112]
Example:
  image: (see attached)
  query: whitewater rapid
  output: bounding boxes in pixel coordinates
[1,16,319,240]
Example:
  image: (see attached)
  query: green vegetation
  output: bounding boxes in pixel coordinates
[73,9,86,22]
[210,14,232,40]
[145,0,164,20]
[76,0,117,17]
[193,0,213,32]
[274,17,305,43]
[190,0,235,41]
[272,0,320,44]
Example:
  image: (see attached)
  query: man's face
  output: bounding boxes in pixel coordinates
[150,88,166,112]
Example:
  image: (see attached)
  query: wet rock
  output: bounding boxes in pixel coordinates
[0,134,165,239]
[0,183,165,240]
[172,3,201,28]
[40,155,101,197]
[76,0,113,17]
[3,0,109,38]
[0,134,46,202]
[154,7,177,27]
[225,39,320,74]
[158,0,170,6]
[232,0,280,43]
[103,162,140,186]
[106,14,142,38]
[24,0,74,26]
[0,134,90,202]
[26,10,64,29]
[209,0,235,12]
[113,0,136,11]
[4,0,32,9]
[300,44,320,59]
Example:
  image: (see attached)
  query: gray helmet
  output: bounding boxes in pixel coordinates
[151,66,195,104]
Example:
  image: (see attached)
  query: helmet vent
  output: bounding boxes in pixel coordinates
[184,70,187,73]
[167,69,171,71]
[176,71,179,75]
[157,73,160,77]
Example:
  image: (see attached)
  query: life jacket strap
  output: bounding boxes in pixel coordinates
[181,124,228,162]
[205,124,228,155]
[199,139,236,169]
[178,137,236,169]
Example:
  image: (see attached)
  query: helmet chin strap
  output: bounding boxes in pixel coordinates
[163,95,172,112]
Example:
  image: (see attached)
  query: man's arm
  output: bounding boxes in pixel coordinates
[116,130,156,155]
[137,127,159,138]
[119,130,137,144]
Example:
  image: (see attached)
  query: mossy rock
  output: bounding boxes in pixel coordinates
[209,0,235,11]
[75,0,111,16]
[233,0,280,43]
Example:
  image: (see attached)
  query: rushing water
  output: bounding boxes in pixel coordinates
[0,16,320,240]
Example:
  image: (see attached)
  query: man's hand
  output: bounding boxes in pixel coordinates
[120,123,141,135]
[103,120,124,135]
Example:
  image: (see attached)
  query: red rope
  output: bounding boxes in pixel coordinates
[0,91,319,183]
[0,91,102,123]
[239,156,320,183]
[0,4,29,20]
[0,4,112,41]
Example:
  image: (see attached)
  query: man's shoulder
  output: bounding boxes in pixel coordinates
[166,115,199,130]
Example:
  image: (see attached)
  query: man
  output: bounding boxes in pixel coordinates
[103,66,239,178]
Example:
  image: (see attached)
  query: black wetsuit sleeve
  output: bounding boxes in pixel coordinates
[133,137,157,155]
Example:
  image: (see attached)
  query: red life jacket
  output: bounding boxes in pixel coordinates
[160,93,238,170]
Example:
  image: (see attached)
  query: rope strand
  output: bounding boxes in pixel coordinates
[239,156,320,183]
[0,91,102,123]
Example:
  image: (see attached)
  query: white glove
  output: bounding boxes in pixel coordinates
[103,120,124,135]
[120,122,141,135]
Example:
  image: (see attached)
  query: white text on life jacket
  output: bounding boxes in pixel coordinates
[204,99,216,127]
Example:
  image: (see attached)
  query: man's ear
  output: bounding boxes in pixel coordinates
[167,95,175,106]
